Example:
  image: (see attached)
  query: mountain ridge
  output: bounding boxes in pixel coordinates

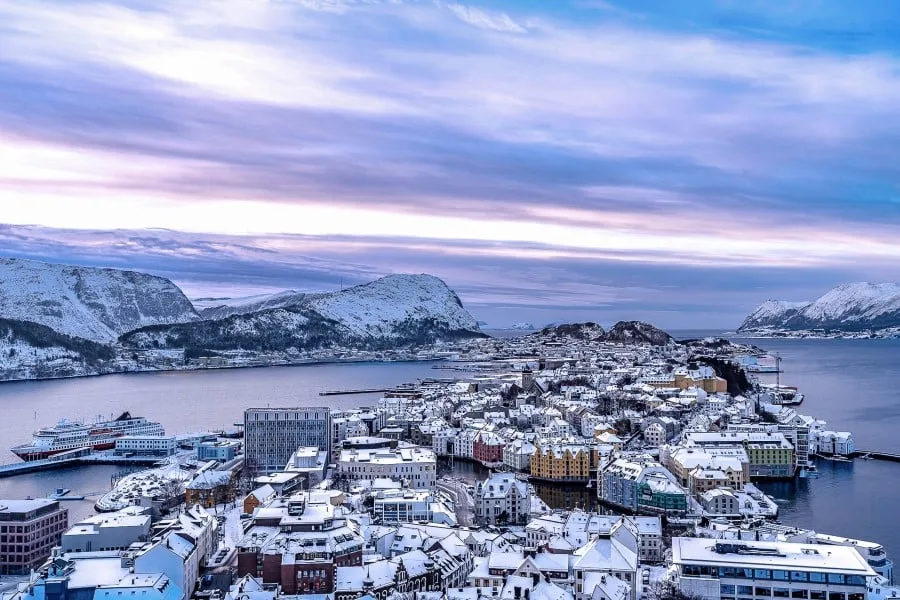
[739,282,900,332]
[120,273,484,352]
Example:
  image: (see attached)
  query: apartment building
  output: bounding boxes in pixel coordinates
[237,493,364,594]
[531,443,598,482]
[337,446,436,489]
[473,473,531,525]
[599,456,688,517]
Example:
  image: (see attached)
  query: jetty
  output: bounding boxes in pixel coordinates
[850,450,900,463]
[319,388,392,396]
[0,449,165,479]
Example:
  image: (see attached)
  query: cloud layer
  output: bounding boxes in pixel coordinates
[0,0,898,328]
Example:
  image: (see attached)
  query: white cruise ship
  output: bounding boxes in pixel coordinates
[10,412,165,461]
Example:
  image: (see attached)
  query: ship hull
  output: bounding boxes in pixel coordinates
[11,440,118,461]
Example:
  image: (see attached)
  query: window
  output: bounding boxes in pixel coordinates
[809,592,825,600]
[755,587,772,596]
[791,591,808,599]
[791,572,809,582]
[755,570,772,580]
[773,571,789,581]
[738,585,753,595]
[827,574,846,585]
[774,589,790,598]
[827,594,845,600]
[809,573,826,583]
[722,585,736,595]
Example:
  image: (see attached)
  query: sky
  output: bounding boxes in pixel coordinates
[1,0,899,329]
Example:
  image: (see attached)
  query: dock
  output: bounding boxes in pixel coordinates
[319,388,392,396]
[0,449,166,479]
[850,450,900,463]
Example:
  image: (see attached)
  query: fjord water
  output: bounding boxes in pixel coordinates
[0,338,898,557]
[692,333,900,560]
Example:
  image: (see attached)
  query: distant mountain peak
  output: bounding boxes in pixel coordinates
[739,282,900,332]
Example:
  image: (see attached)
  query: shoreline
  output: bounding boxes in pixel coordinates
[0,356,450,386]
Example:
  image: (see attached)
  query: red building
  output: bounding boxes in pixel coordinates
[237,494,363,594]
[473,432,505,466]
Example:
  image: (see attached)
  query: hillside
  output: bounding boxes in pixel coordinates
[121,274,484,352]
[0,258,198,341]
[603,321,674,346]
[533,321,673,346]
[739,283,900,333]
[0,318,114,379]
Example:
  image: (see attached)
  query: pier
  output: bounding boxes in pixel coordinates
[319,388,392,396]
[0,449,166,479]
[850,450,900,463]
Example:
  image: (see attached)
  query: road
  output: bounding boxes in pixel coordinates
[437,478,475,527]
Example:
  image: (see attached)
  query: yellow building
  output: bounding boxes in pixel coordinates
[530,444,599,481]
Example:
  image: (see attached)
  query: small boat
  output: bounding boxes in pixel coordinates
[48,488,85,501]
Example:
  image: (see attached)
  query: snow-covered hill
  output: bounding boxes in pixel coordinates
[122,274,483,351]
[0,258,199,341]
[307,274,479,338]
[739,283,900,332]
[193,290,310,320]
[604,321,674,346]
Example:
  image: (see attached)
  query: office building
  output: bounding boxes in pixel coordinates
[244,407,331,476]
[672,538,875,600]
[0,499,68,575]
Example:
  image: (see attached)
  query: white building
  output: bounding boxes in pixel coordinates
[373,489,457,525]
[61,506,151,553]
[283,446,328,487]
[573,535,639,600]
[672,538,875,600]
[473,473,531,525]
[338,446,436,489]
[503,438,535,472]
[114,436,177,457]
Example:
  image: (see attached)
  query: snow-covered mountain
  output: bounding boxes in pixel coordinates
[122,274,483,351]
[0,258,199,341]
[738,300,811,330]
[193,290,310,320]
[739,282,900,332]
[307,274,478,338]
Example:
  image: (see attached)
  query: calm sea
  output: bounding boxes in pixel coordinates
[0,337,897,559]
